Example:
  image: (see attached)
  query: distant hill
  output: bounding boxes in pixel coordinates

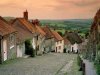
[40,19,93,35]
[3,17,15,21]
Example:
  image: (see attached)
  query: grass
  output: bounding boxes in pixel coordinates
[95,63,100,75]
[55,60,68,75]
[67,56,83,75]
[0,58,22,67]
[64,72,67,75]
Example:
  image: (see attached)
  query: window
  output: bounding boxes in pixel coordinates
[59,46,61,49]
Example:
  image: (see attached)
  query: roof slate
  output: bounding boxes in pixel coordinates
[11,18,34,43]
[42,26,54,39]
[35,25,46,37]
[52,31,63,41]
[0,16,16,36]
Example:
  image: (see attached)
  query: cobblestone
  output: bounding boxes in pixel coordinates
[0,53,76,75]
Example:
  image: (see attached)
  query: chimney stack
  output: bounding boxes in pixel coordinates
[32,19,40,25]
[23,10,28,20]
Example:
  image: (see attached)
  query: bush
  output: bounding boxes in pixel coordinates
[97,43,100,51]
[95,64,100,75]
[25,39,35,57]
[77,55,82,66]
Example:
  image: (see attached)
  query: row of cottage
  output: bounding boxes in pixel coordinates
[0,10,83,63]
[84,9,100,61]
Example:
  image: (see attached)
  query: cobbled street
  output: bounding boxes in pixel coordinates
[0,53,77,75]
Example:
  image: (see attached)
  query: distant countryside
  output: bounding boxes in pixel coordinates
[40,19,92,36]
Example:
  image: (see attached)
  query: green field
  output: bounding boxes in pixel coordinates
[40,19,92,36]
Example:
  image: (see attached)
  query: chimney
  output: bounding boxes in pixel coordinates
[32,19,40,25]
[23,10,28,20]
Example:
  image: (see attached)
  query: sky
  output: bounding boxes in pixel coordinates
[0,0,100,19]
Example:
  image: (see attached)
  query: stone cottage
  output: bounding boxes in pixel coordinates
[31,19,46,55]
[0,16,17,63]
[10,10,35,57]
[42,26,54,53]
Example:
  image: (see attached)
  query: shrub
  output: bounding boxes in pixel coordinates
[77,55,82,66]
[25,39,35,57]
[97,43,100,51]
[95,64,100,75]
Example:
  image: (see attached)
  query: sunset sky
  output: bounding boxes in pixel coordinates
[0,0,100,19]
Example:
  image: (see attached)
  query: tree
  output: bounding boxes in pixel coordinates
[57,31,63,36]
[25,39,35,57]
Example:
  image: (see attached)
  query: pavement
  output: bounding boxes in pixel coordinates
[83,60,97,75]
[56,60,74,75]
[0,53,76,75]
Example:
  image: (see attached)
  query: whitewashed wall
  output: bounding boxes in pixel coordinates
[71,43,78,53]
[17,43,25,57]
[55,40,64,53]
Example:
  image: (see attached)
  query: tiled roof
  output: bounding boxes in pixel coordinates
[35,25,46,37]
[42,26,54,39]
[17,18,35,33]
[31,21,46,37]
[52,31,63,41]
[11,18,34,43]
[0,16,16,36]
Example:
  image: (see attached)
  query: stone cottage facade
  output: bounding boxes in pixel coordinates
[11,17,35,57]
[31,19,46,55]
[0,16,17,63]
[42,26,54,53]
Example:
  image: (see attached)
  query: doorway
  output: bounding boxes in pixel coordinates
[56,47,57,52]
[3,40,7,61]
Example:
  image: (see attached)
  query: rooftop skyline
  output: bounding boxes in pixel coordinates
[0,0,100,19]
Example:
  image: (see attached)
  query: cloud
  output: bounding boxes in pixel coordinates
[0,0,100,19]
[55,0,100,6]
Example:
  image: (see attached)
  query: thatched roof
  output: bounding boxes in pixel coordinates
[65,32,82,44]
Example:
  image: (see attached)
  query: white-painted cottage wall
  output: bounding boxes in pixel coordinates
[71,43,79,53]
[17,43,25,57]
[55,40,64,53]
[32,37,36,49]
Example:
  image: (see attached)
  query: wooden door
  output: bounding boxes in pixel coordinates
[17,45,22,57]
[3,40,7,61]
